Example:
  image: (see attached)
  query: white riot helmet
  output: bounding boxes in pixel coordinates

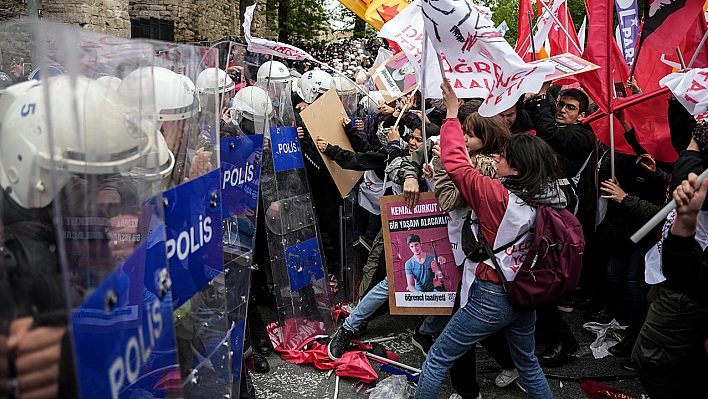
[230,86,273,124]
[118,67,198,127]
[359,91,385,113]
[290,76,303,100]
[332,76,357,94]
[256,60,290,83]
[0,76,152,209]
[299,69,333,104]
[196,67,235,95]
[96,75,122,91]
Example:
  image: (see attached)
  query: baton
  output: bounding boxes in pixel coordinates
[630,168,708,243]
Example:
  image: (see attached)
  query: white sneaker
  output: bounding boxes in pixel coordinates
[448,394,480,399]
[495,368,520,388]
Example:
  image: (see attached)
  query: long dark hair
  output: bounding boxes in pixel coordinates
[501,133,561,203]
[462,113,510,156]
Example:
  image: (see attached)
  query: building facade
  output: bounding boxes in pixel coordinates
[0,0,276,43]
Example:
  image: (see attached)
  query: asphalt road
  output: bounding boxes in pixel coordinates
[251,294,645,399]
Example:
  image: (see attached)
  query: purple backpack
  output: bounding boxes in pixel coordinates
[486,205,585,309]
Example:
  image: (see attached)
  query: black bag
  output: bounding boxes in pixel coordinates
[461,211,526,263]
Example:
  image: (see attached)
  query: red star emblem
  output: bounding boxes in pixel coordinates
[377,3,400,22]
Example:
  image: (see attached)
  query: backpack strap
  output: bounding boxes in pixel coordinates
[482,240,508,283]
[468,209,531,257]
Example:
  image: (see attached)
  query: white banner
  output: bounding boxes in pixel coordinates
[243,4,313,61]
[378,0,443,98]
[531,0,565,55]
[661,69,708,116]
[421,0,554,116]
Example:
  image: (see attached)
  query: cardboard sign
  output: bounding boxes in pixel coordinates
[530,53,600,82]
[299,87,364,198]
[369,52,418,104]
[380,193,462,315]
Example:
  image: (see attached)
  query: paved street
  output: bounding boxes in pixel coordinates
[253,293,644,398]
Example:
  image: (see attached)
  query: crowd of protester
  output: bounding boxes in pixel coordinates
[272,53,706,398]
[3,31,707,399]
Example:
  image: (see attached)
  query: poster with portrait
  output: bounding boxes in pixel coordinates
[381,193,461,315]
[369,52,418,103]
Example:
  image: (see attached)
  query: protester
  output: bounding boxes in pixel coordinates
[631,169,708,399]
[525,81,595,367]
[413,79,564,399]
[431,111,524,398]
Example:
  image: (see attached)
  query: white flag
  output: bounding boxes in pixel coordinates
[660,69,708,116]
[530,0,564,56]
[243,4,313,61]
[497,21,509,36]
[421,0,554,116]
[378,0,443,98]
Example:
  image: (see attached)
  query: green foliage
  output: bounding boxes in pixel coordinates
[476,0,588,48]
[265,0,331,46]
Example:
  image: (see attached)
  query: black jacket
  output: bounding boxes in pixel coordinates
[669,98,697,153]
[510,96,535,134]
[525,95,596,179]
[662,231,708,307]
[598,151,669,248]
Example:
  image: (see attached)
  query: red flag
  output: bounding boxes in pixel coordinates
[549,2,581,56]
[639,0,706,54]
[515,0,536,61]
[591,90,678,162]
[682,13,708,68]
[634,13,707,91]
[577,0,630,114]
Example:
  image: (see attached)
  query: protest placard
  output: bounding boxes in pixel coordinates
[530,53,600,82]
[299,88,364,198]
[380,193,461,315]
[369,52,418,103]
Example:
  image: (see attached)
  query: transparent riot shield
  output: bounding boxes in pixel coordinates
[143,41,231,398]
[0,19,82,399]
[256,66,335,350]
[213,41,264,398]
[5,20,183,399]
[340,188,362,302]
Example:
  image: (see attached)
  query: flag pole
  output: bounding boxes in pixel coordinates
[689,27,708,68]
[538,0,583,54]
[517,12,543,58]
[564,1,569,53]
[676,48,687,69]
[528,11,537,61]
[607,0,615,179]
[421,30,429,166]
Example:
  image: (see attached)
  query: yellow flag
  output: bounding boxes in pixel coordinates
[364,0,409,30]
[337,0,371,24]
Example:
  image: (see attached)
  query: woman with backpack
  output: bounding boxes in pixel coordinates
[413,81,565,399]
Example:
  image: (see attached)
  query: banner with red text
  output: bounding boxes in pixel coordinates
[243,4,313,60]
[661,69,708,116]
[421,0,555,116]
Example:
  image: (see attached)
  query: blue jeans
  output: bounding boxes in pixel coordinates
[343,278,448,335]
[414,280,553,399]
[606,246,649,330]
[344,278,389,332]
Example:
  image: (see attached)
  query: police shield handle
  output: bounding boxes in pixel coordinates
[631,167,708,243]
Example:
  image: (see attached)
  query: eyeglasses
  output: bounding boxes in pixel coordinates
[557,101,578,112]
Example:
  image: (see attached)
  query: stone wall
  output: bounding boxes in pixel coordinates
[0,0,278,43]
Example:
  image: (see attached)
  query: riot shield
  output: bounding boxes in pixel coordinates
[214,41,265,398]
[5,20,183,399]
[0,19,80,399]
[256,64,335,350]
[144,41,231,398]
